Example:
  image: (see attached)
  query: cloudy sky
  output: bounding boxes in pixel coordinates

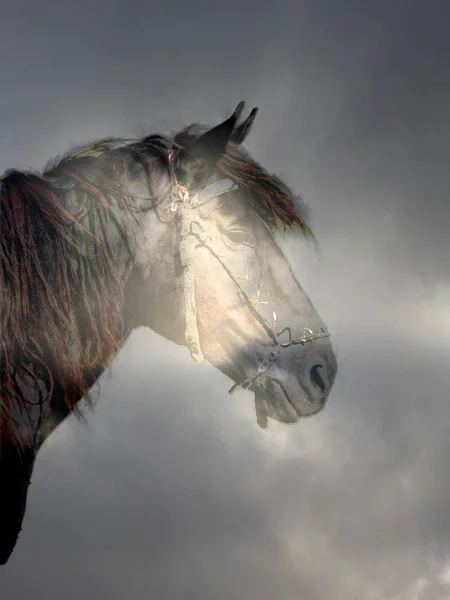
[1,0,449,598]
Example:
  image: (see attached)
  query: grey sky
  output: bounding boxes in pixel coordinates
[1,1,449,598]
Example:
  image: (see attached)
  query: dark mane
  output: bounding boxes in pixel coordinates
[174,124,314,240]
[0,136,168,455]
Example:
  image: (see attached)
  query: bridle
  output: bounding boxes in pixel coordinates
[156,145,330,394]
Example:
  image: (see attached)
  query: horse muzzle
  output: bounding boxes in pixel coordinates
[254,337,337,428]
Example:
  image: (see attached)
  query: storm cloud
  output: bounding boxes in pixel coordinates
[1,0,449,598]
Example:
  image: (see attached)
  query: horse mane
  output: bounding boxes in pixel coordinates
[0,137,168,456]
[174,124,314,240]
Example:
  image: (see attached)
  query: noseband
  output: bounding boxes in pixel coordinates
[157,146,330,394]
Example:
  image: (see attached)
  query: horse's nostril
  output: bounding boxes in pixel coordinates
[310,365,326,392]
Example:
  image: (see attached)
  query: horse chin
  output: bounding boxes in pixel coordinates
[254,382,301,430]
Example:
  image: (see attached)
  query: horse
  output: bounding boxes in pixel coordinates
[0,102,337,565]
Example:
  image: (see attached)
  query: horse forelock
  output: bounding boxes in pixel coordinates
[173,125,314,241]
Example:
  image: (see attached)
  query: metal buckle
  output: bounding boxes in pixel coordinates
[276,326,330,347]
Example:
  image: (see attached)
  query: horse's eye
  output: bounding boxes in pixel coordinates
[226,229,253,245]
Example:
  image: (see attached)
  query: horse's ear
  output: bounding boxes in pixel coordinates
[230,107,259,145]
[179,101,246,166]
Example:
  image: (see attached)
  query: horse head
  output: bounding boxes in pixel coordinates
[0,102,337,564]
[125,102,337,427]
